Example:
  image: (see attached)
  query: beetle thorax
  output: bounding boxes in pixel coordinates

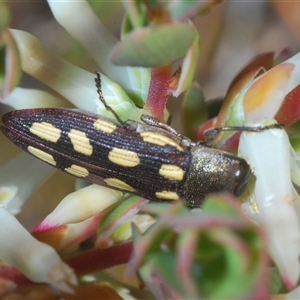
[182,146,252,207]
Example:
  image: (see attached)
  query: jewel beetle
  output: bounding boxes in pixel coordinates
[0,75,252,208]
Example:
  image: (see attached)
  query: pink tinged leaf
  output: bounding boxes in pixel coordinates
[110,23,196,68]
[210,229,252,270]
[127,223,151,277]
[176,229,199,298]
[129,202,246,277]
[128,212,178,279]
[239,129,300,290]
[276,84,300,126]
[34,185,122,231]
[138,265,165,300]
[216,67,265,127]
[202,197,269,298]
[0,207,77,292]
[32,225,69,249]
[243,63,294,124]
[160,213,247,230]
[145,65,171,121]
[33,215,101,254]
[227,52,274,94]
[139,261,182,300]
[252,235,271,300]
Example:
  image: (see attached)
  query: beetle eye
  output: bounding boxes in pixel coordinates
[234,160,252,196]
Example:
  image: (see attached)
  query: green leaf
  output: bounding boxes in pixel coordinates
[98,195,146,236]
[202,195,245,220]
[0,3,10,34]
[168,0,224,21]
[269,267,283,294]
[122,1,148,29]
[133,197,268,299]
[110,23,196,67]
[140,253,184,295]
[0,30,22,98]
[173,24,200,97]
[181,82,207,138]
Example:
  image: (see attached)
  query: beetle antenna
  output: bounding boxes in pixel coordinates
[94,72,124,125]
[204,123,285,143]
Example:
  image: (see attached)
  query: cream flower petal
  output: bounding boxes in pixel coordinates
[239,128,300,289]
[35,184,122,230]
[0,207,77,292]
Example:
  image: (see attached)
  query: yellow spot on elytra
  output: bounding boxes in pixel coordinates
[159,164,184,181]
[30,122,61,143]
[104,178,135,192]
[155,191,179,201]
[28,146,56,165]
[108,148,140,167]
[65,165,89,177]
[68,129,93,156]
[140,132,183,151]
[93,119,117,133]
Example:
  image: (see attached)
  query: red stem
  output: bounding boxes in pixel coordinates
[145,65,171,121]
[66,242,134,276]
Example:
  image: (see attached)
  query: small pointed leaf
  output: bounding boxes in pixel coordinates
[110,23,196,67]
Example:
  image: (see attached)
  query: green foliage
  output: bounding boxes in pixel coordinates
[132,196,268,299]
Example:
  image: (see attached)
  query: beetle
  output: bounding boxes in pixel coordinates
[0,75,252,208]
